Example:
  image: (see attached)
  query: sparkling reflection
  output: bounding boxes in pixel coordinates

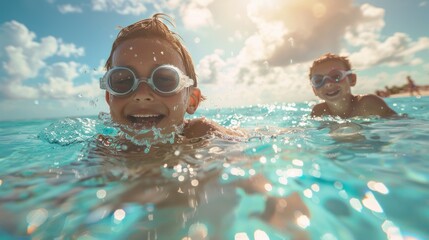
[362,192,383,213]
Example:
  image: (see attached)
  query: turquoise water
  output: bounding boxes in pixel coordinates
[0,96,428,239]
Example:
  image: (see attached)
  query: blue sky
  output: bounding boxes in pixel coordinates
[1,0,428,120]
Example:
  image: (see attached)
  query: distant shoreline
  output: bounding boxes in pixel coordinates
[376,85,429,98]
[388,85,429,98]
[389,89,429,98]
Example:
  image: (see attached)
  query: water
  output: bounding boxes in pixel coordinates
[0,96,428,240]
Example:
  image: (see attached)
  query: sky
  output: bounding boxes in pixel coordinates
[0,0,428,121]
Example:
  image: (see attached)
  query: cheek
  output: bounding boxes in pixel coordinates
[108,96,127,111]
[169,92,190,112]
[314,89,323,97]
[176,91,190,104]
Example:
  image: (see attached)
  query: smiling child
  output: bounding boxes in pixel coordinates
[309,53,397,118]
[101,13,246,145]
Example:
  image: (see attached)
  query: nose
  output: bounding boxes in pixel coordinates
[132,83,154,102]
[321,81,334,89]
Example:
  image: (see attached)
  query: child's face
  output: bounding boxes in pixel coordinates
[105,38,195,139]
[311,60,356,102]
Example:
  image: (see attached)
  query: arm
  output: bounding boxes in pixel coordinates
[183,117,248,139]
[311,103,329,117]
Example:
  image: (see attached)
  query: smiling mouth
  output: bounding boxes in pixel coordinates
[325,89,340,97]
[127,114,164,128]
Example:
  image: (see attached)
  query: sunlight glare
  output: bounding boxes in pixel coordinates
[296,214,311,229]
[254,229,270,240]
[362,192,383,213]
[381,220,403,240]
[235,232,250,240]
[367,181,389,194]
[114,209,126,221]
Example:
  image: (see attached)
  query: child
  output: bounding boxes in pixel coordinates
[100,13,245,145]
[309,53,397,118]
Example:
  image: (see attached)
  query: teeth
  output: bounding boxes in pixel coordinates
[326,89,340,96]
[131,114,160,118]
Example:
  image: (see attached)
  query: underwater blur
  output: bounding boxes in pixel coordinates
[0,96,428,240]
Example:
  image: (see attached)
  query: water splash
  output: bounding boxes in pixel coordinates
[38,118,98,146]
[97,112,185,153]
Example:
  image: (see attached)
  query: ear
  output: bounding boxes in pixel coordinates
[186,88,201,114]
[348,73,357,86]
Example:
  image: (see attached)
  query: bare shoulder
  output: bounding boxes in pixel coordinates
[311,102,329,117]
[356,94,397,117]
[183,118,248,139]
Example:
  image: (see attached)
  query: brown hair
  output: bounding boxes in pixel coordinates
[309,53,352,79]
[104,13,198,87]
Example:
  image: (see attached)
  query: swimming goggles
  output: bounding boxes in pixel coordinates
[310,69,353,89]
[100,65,194,96]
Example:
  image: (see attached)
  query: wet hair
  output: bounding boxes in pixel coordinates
[105,13,198,87]
[309,53,352,79]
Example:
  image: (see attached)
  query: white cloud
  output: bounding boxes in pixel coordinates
[0,21,93,101]
[0,20,36,50]
[0,21,57,82]
[196,49,315,108]
[344,4,385,47]
[91,0,148,15]
[180,0,214,30]
[58,4,83,14]
[345,4,429,70]
[57,40,85,57]
[197,49,227,84]
[41,62,100,99]
[244,0,362,65]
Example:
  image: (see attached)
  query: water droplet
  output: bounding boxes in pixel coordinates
[134,54,138,57]
[153,57,157,61]
[191,179,199,187]
[77,93,83,98]
[188,222,207,239]
[129,46,133,50]
[160,51,164,55]
[194,37,200,44]
[114,209,126,221]
[96,189,107,199]
[34,100,39,105]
